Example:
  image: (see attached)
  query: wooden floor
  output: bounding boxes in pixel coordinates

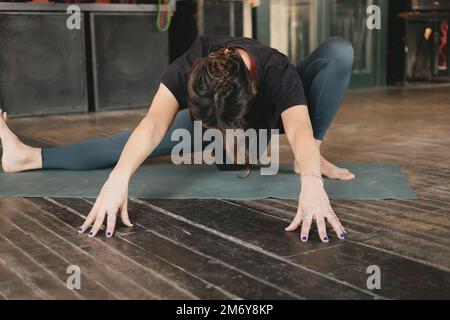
[1,84,450,299]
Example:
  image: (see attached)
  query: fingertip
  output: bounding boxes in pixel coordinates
[125,221,133,227]
[301,235,308,242]
[121,214,133,227]
[77,227,84,234]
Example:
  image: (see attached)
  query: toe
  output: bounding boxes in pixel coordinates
[293,161,301,174]
[339,170,355,180]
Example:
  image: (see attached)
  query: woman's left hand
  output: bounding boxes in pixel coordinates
[285,176,347,242]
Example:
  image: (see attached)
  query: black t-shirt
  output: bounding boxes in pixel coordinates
[160,35,307,130]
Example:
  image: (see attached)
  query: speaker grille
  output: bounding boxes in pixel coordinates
[0,13,87,116]
[91,13,169,110]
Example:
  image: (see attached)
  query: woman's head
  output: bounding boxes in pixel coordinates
[186,46,257,131]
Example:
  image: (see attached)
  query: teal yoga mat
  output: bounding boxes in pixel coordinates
[0,163,416,200]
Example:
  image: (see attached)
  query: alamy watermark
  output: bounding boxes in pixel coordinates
[170,121,280,175]
[367,5,381,30]
[66,5,81,30]
[366,265,381,290]
[66,265,81,290]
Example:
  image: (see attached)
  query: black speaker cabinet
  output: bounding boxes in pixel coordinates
[0,12,88,116]
[199,0,244,37]
[90,13,169,111]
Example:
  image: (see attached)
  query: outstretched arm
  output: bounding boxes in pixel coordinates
[111,83,179,180]
[281,105,346,242]
[80,83,179,237]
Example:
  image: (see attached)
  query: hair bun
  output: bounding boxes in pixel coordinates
[207,47,240,89]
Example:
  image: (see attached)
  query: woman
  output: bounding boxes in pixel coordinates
[0,35,354,241]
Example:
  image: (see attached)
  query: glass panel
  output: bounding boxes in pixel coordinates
[198,0,244,37]
[269,0,313,64]
[289,0,313,63]
[329,0,372,72]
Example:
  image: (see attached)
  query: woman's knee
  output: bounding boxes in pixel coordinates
[320,36,354,70]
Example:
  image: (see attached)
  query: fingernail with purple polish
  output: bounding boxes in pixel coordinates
[106,232,112,238]
[301,236,308,241]
[323,236,329,242]
[88,232,94,237]
[339,233,345,239]
[78,227,83,233]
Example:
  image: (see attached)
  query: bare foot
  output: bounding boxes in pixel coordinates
[294,156,355,180]
[319,156,355,180]
[0,109,42,173]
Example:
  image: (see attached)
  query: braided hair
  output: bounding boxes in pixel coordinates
[186,45,258,177]
[187,45,257,128]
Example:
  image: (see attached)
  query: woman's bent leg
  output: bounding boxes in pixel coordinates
[294,37,355,180]
[296,36,354,140]
[41,109,194,170]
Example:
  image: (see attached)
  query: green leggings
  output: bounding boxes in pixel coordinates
[42,37,353,170]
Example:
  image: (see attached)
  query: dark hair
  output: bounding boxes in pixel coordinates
[187,45,257,128]
[186,45,258,177]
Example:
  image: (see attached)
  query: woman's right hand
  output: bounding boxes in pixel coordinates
[285,175,346,242]
[79,172,133,237]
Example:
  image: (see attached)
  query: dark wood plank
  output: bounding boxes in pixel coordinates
[27,197,233,299]
[236,199,450,271]
[51,198,376,299]
[0,199,167,299]
[141,199,450,299]
[289,242,450,299]
[341,200,450,230]
[53,197,299,299]
[231,199,378,237]
[19,198,196,299]
[0,217,82,299]
[0,249,46,299]
[144,199,357,256]
[128,199,379,299]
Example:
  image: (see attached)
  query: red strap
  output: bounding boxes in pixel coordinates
[245,49,258,84]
